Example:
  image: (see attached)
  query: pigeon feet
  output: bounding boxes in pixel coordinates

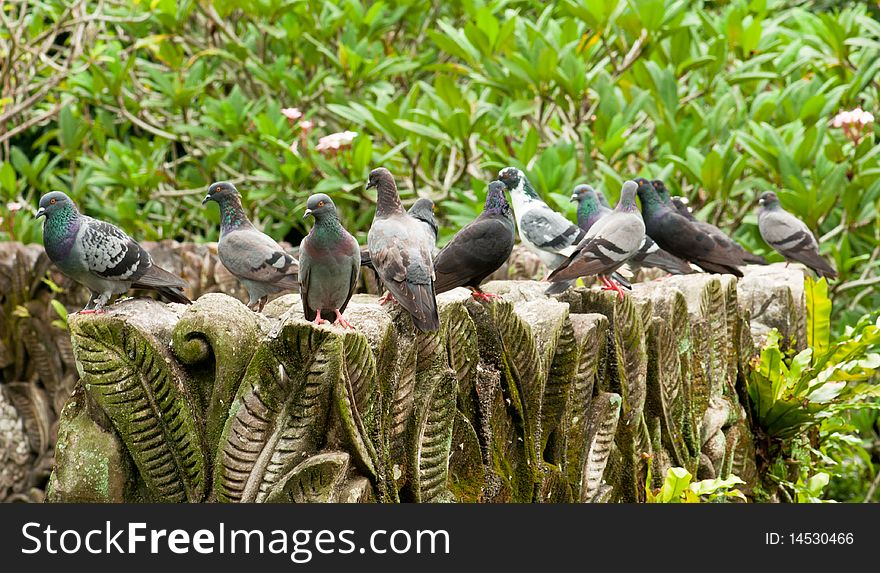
[378,292,396,306]
[78,309,106,315]
[599,276,626,300]
[334,309,355,330]
[312,310,328,326]
[470,290,499,302]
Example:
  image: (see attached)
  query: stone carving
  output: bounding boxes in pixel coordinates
[39,264,806,503]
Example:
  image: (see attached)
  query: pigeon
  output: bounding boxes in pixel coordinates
[636,180,744,277]
[655,181,767,265]
[757,191,837,279]
[366,167,440,332]
[548,181,645,299]
[36,191,190,312]
[299,194,361,328]
[497,167,585,270]
[572,184,692,276]
[433,180,516,300]
[202,181,299,312]
[361,197,438,270]
[571,184,612,232]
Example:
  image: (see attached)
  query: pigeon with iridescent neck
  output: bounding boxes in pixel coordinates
[361,197,438,270]
[548,181,645,298]
[366,167,440,332]
[203,181,299,312]
[36,191,190,312]
[758,191,836,279]
[433,180,515,301]
[636,180,744,277]
[299,194,361,328]
[572,184,693,276]
[651,180,766,266]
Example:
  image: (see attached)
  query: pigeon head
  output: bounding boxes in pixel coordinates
[366,167,393,191]
[203,181,239,205]
[758,191,779,208]
[36,191,77,219]
[651,180,672,204]
[635,180,662,210]
[570,184,596,203]
[408,198,435,221]
[366,167,403,215]
[617,181,640,212]
[484,180,511,214]
[304,193,338,220]
[498,167,539,200]
[633,177,651,187]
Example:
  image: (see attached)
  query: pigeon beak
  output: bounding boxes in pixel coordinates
[569,195,578,203]
[365,180,376,190]
[35,207,46,219]
[303,208,313,219]
[201,194,211,205]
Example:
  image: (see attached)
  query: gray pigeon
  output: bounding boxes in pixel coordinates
[572,184,692,275]
[433,180,516,300]
[758,191,837,279]
[361,197,438,270]
[299,194,361,328]
[36,191,190,312]
[202,181,299,312]
[366,168,440,332]
[548,181,646,298]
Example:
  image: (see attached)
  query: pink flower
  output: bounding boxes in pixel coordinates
[832,106,874,144]
[289,140,300,156]
[315,131,358,155]
[281,107,303,121]
[7,202,22,213]
[298,120,314,134]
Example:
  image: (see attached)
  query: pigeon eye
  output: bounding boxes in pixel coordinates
[49,198,56,205]
[317,201,325,207]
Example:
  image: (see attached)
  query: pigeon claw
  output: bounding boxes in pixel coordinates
[599,276,626,300]
[378,292,396,306]
[78,309,106,315]
[334,310,355,330]
[313,310,328,326]
[470,290,499,302]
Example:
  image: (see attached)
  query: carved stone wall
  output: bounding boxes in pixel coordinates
[40,266,806,503]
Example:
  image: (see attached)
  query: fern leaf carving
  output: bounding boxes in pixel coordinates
[69,313,206,502]
[581,392,621,502]
[410,368,456,502]
[265,452,350,503]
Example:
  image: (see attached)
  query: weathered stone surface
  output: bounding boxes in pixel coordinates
[43,269,807,503]
[737,264,807,350]
[46,386,132,502]
[0,386,31,499]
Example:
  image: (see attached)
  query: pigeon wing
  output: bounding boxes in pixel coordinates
[221,230,299,288]
[519,205,585,255]
[80,218,152,282]
[433,216,515,293]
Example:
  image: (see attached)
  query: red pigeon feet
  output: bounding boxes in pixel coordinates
[78,309,105,315]
[599,276,626,300]
[378,292,396,306]
[470,290,499,302]
[334,309,355,330]
[313,310,328,326]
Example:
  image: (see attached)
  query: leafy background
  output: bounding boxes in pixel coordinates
[1,0,879,500]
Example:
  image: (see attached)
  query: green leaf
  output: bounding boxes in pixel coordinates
[805,277,832,358]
